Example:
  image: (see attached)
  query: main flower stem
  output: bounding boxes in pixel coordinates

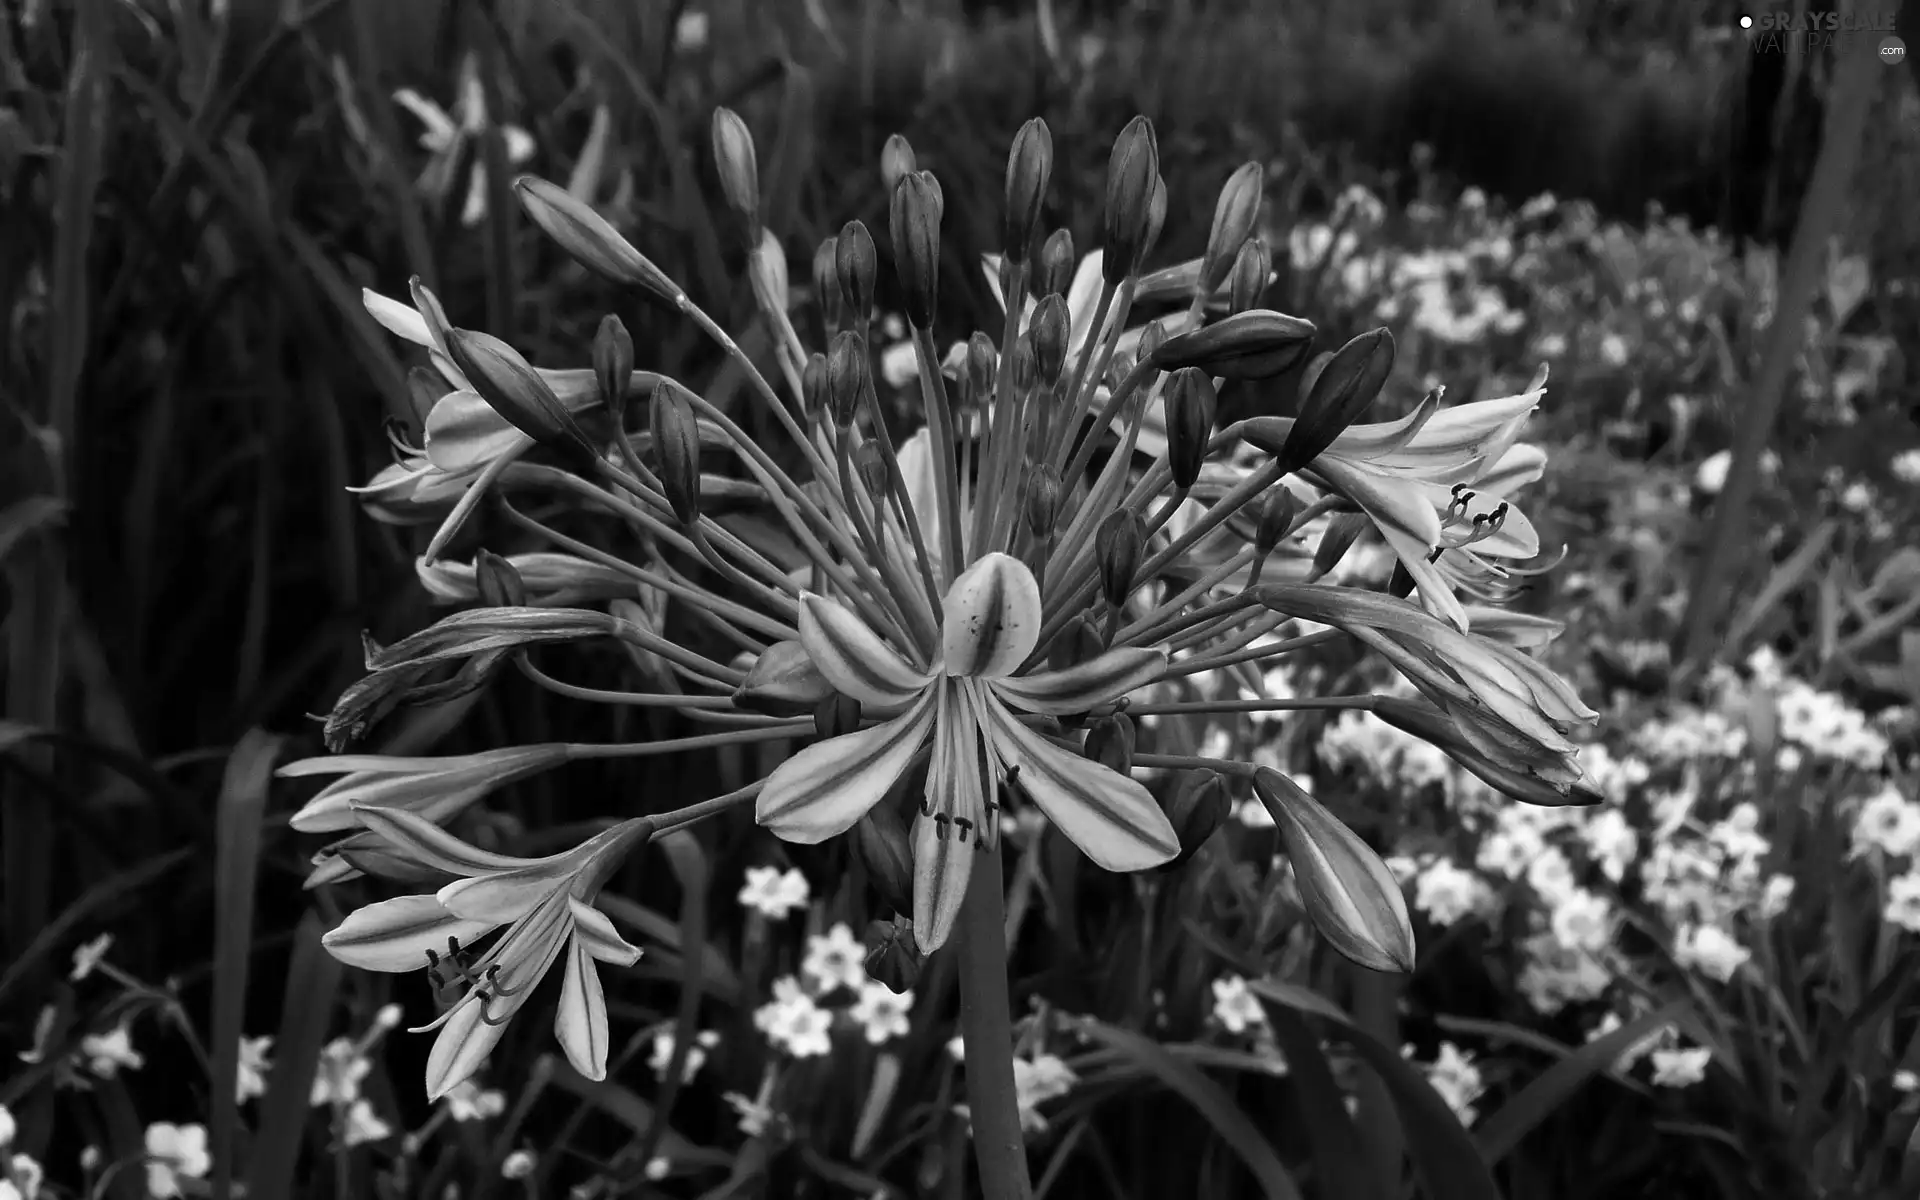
[956,841,1033,1200]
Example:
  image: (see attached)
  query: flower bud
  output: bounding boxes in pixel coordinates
[865,915,922,993]
[1096,509,1145,609]
[710,107,760,235]
[1038,229,1075,300]
[1254,486,1299,555]
[1297,351,1334,403]
[1164,367,1218,489]
[1273,327,1395,476]
[331,833,456,888]
[648,379,703,525]
[1308,512,1371,583]
[880,134,917,194]
[1201,163,1265,298]
[837,219,877,321]
[890,171,943,329]
[815,692,863,740]
[854,801,914,913]
[1254,767,1414,973]
[1158,770,1230,872]
[1102,116,1159,285]
[856,440,891,499]
[444,329,599,465]
[732,639,835,716]
[967,332,997,401]
[1048,614,1106,673]
[1004,117,1053,263]
[827,330,871,428]
[1370,697,1604,808]
[474,549,527,608]
[1228,237,1272,314]
[1023,464,1063,539]
[514,176,679,303]
[1148,310,1315,382]
[813,237,843,335]
[592,314,633,418]
[802,351,829,419]
[1030,293,1071,386]
[1010,333,1037,393]
[1142,173,1168,264]
[1084,713,1135,774]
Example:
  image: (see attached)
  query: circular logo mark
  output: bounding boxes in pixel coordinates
[1884,35,1908,64]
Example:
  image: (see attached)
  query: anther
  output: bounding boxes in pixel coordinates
[954,817,974,843]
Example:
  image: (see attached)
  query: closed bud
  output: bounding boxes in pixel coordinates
[1023,464,1063,538]
[967,332,997,400]
[1228,237,1273,314]
[444,329,599,465]
[1159,770,1231,871]
[890,171,943,329]
[710,107,760,235]
[1297,350,1334,403]
[732,639,834,716]
[813,237,843,334]
[854,801,914,913]
[1370,697,1604,808]
[1255,486,1299,554]
[856,441,891,498]
[1102,116,1159,285]
[1164,367,1218,489]
[837,219,877,321]
[1048,614,1106,673]
[1004,118,1053,263]
[1039,229,1076,300]
[1084,713,1135,774]
[827,330,871,428]
[1201,163,1265,297]
[1271,328,1394,475]
[332,834,457,888]
[880,134,917,194]
[648,380,703,524]
[1309,512,1371,582]
[1103,352,1134,391]
[474,549,527,608]
[815,692,862,739]
[1010,333,1037,392]
[1031,294,1071,385]
[802,351,830,418]
[1254,767,1414,973]
[1142,174,1168,264]
[1096,509,1145,609]
[592,314,634,418]
[1137,316,1173,364]
[864,915,923,993]
[1148,310,1315,381]
[514,176,679,303]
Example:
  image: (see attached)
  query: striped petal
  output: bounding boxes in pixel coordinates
[436,866,564,924]
[1255,768,1414,972]
[990,646,1168,716]
[555,936,611,1081]
[570,899,643,966]
[1312,455,1445,553]
[979,695,1177,872]
[363,289,434,348]
[423,996,508,1102]
[353,804,566,878]
[941,553,1043,679]
[798,592,932,709]
[424,390,534,473]
[756,692,935,843]
[911,807,975,955]
[321,895,499,973]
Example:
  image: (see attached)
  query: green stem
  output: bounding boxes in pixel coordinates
[956,842,1033,1200]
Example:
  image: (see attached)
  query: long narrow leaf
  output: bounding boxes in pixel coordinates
[244,913,344,1200]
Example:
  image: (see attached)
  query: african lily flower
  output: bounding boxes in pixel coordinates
[295,111,1595,1183]
[321,806,646,1098]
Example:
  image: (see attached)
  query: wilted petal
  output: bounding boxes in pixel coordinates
[757,693,935,843]
[980,696,1177,872]
[911,808,975,955]
[555,937,611,1081]
[354,804,563,878]
[1254,769,1413,973]
[797,593,932,708]
[942,553,1043,679]
[322,895,498,972]
[990,646,1167,715]
[424,390,534,472]
[569,899,643,966]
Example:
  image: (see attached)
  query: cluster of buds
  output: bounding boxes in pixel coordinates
[285,107,1592,1103]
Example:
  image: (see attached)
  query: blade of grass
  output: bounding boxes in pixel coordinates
[211,729,285,1200]
[1263,1005,1373,1200]
[1063,1015,1302,1200]
[244,912,345,1200]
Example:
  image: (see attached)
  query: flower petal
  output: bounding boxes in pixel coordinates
[555,937,611,1081]
[436,866,563,924]
[980,697,1177,871]
[1254,768,1413,972]
[941,553,1043,679]
[797,592,932,708]
[363,289,434,348]
[1312,456,1445,552]
[911,808,975,955]
[322,895,499,972]
[424,996,509,1102]
[424,390,535,473]
[756,693,935,843]
[569,899,643,966]
[353,804,561,878]
[990,646,1167,715]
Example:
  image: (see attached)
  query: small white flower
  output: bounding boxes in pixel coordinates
[1549,889,1614,954]
[310,1038,372,1107]
[1758,874,1796,919]
[725,1090,775,1137]
[235,1035,274,1104]
[802,923,868,994]
[7,1151,42,1200]
[341,1099,391,1147]
[80,1022,145,1079]
[501,1149,537,1180]
[70,934,114,982]
[443,1078,507,1122]
[1423,1042,1485,1127]
[737,866,811,919]
[647,1029,721,1084]
[753,977,833,1058]
[1885,871,1920,933]
[1650,1045,1712,1087]
[1524,847,1576,905]
[1895,1068,1920,1092]
[1414,859,1492,927]
[1852,786,1920,859]
[1891,448,1920,485]
[673,9,710,52]
[1211,975,1267,1035]
[850,982,914,1044]
[945,1034,967,1062]
[143,1123,210,1198]
[0,1104,14,1148]
[1598,334,1629,368]
[1673,924,1750,983]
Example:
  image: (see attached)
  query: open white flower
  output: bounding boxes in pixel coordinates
[143,1123,210,1199]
